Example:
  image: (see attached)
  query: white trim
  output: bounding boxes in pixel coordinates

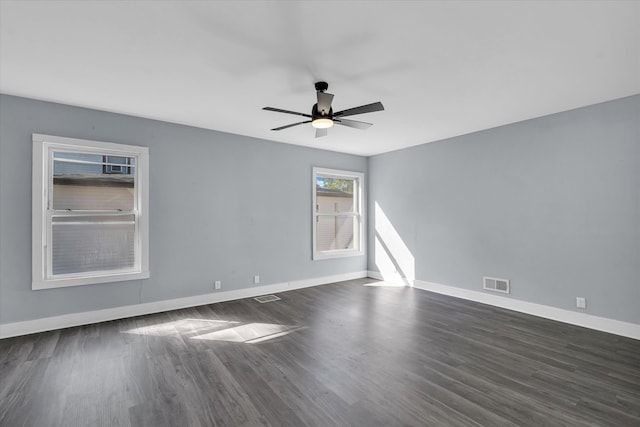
[366,270,415,286]
[0,271,368,339]
[312,167,365,260]
[32,133,146,153]
[32,134,150,289]
[412,279,640,340]
[32,139,46,289]
[366,271,639,339]
[367,270,384,280]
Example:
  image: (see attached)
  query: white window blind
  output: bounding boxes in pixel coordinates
[51,215,136,275]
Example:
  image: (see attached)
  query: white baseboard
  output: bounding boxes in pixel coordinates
[5,271,636,340]
[366,270,413,285]
[412,279,640,340]
[367,270,385,280]
[0,271,368,339]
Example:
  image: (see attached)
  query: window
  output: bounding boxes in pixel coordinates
[32,134,149,289]
[312,167,364,260]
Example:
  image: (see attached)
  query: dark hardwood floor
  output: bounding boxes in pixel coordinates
[1,278,639,426]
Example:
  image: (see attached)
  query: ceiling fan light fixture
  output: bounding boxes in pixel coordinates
[311,117,334,129]
[263,81,383,137]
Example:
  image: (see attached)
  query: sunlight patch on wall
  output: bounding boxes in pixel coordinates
[374,201,415,286]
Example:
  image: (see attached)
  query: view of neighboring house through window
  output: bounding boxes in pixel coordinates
[32,134,149,289]
[313,167,364,260]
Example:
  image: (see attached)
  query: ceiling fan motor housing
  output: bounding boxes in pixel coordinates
[312,104,333,118]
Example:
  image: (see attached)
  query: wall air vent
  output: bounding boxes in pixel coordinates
[254,294,281,303]
[483,276,510,294]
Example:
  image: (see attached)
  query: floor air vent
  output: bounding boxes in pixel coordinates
[254,295,281,303]
[483,277,510,294]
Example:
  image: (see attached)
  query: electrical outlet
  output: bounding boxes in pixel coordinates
[214,281,221,290]
[254,275,260,284]
[576,297,586,309]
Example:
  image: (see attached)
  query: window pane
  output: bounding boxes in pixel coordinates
[53,152,103,172]
[51,216,135,275]
[316,215,355,251]
[316,176,355,214]
[52,152,135,210]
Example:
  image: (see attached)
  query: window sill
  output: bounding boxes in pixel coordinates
[313,249,364,261]
[33,270,150,290]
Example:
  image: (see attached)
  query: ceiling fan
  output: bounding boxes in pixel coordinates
[263,81,384,138]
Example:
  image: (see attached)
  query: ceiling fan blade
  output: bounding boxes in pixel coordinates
[271,120,311,131]
[334,118,373,130]
[316,92,334,115]
[263,107,312,118]
[315,128,328,138]
[333,101,384,118]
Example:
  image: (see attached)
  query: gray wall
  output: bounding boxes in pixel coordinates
[0,94,367,324]
[2,93,638,326]
[368,95,639,324]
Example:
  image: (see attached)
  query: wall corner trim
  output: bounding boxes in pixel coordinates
[0,271,368,339]
[412,279,640,340]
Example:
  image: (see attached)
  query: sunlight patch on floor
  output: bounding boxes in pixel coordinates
[123,318,239,337]
[123,318,304,344]
[363,280,406,287]
[192,323,306,344]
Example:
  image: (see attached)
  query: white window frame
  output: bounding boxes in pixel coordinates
[312,167,365,260]
[32,134,150,289]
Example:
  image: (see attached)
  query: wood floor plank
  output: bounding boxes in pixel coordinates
[1,278,639,426]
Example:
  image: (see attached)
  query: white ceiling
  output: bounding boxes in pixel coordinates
[1,1,638,156]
